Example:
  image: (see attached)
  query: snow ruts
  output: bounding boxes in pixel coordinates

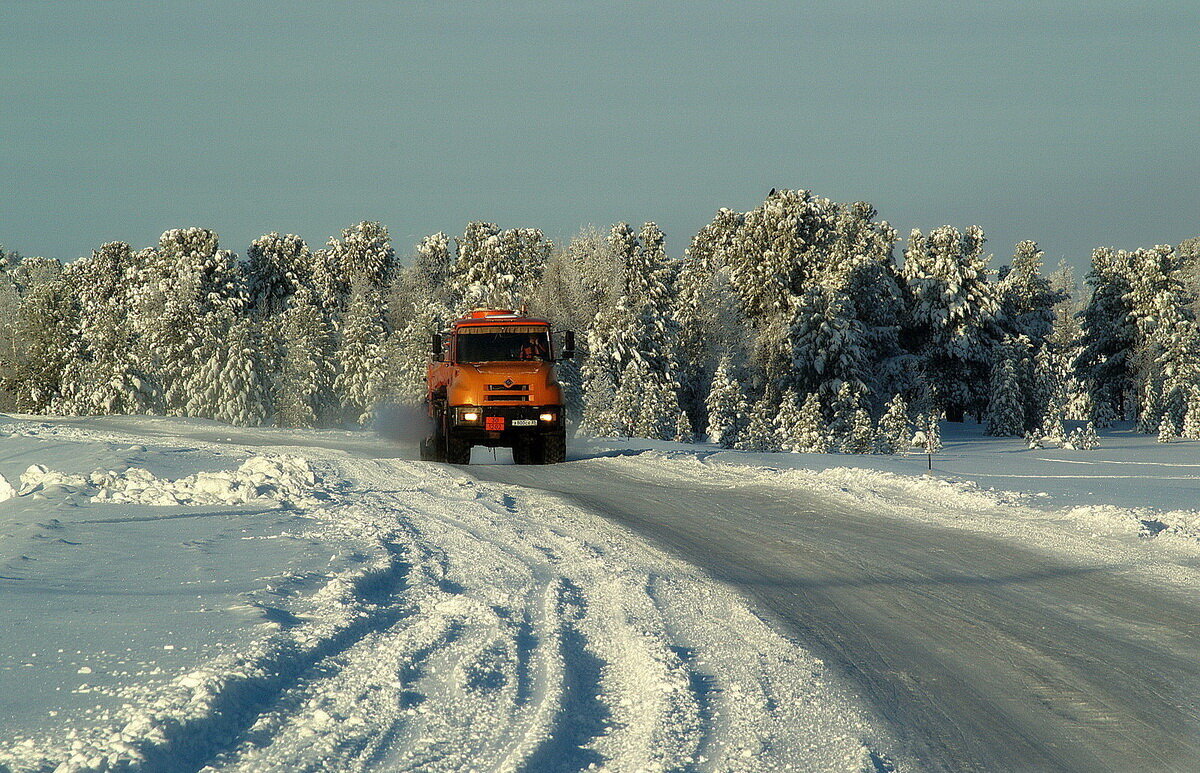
[1,444,882,772]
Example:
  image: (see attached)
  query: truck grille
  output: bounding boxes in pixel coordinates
[487,383,529,391]
[487,394,530,401]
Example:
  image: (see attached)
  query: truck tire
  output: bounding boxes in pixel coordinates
[445,435,472,465]
[512,439,537,465]
[542,431,567,464]
[420,403,448,462]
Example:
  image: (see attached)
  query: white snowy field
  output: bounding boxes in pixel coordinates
[0,415,889,772]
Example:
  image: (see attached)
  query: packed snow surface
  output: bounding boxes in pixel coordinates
[0,416,889,772]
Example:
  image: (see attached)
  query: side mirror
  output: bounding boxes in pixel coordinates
[560,331,575,360]
[430,332,443,361]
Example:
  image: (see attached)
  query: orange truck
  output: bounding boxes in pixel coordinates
[421,309,575,464]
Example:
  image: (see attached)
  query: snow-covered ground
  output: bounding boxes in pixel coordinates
[0,416,889,772]
[6,414,1200,772]
[578,420,1200,569]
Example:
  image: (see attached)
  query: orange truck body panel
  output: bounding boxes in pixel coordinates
[427,310,564,413]
[423,309,569,462]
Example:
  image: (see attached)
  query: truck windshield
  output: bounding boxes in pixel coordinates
[456,328,550,362]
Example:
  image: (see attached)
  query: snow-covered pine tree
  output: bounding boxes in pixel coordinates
[1158,414,1178,443]
[827,381,866,450]
[56,242,157,416]
[1075,247,1136,423]
[788,281,869,403]
[389,298,444,407]
[450,222,550,313]
[1125,244,1200,434]
[7,262,73,412]
[276,285,334,427]
[579,368,619,438]
[773,389,804,452]
[180,308,266,426]
[411,232,453,303]
[326,222,395,300]
[1079,421,1100,450]
[334,281,388,425]
[923,411,943,455]
[137,229,245,416]
[1183,387,1200,440]
[737,395,778,452]
[795,391,830,453]
[985,355,1025,437]
[212,316,268,427]
[672,212,741,431]
[246,233,310,317]
[840,406,875,454]
[902,225,1000,421]
[1038,401,1066,445]
[998,240,1063,344]
[610,359,644,437]
[875,394,910,454]
[634,371,680,440]
[674,409,694,444]
[705,354,745,448]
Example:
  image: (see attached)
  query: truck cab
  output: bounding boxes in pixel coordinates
[421,309,573,464]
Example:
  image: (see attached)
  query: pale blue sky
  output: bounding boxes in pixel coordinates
[2,1,1197,270]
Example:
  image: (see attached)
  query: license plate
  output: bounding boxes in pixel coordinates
[511,419,537,427]
[485,416,505,430]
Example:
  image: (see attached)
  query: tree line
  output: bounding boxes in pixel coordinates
[2,189,1197,452]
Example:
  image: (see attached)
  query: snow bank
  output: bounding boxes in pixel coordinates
[10,455,322,508]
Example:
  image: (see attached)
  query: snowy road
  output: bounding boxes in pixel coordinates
[6,416,1200,771]
[0,418,885,772]
[470,457,1200,772]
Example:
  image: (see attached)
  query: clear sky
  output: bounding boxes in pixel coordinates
[2,1,1197,271]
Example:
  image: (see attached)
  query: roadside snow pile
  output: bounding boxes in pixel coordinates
[10,455,322,507]
[0,472,15,502]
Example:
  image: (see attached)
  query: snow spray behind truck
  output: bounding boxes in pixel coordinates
[420,309,575,464]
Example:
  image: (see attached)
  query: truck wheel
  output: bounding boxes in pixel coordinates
[420,433,446,462]
[542,432,567,464]
[445,436,472,465]
[512,439,536,465]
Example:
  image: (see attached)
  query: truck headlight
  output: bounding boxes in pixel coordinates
[456,408,481,424]
[539,412,556,423]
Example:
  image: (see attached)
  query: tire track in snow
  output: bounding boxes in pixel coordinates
[1,422,890,772]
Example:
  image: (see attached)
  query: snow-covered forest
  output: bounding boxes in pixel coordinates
[2,189,1198,453]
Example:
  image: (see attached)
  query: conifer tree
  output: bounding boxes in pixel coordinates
[246,233,310,316]
[276,286,333,427]
[705,354,745,447]
[841,407,875,454]
[674,410,694,444]
[902,225,1000,421]
[1075,247,1136,422]
[737,395,778,452]
[334,282,387,424]
[986,357,1025,436]
[828,381,866,449]
[1183,387,1200,440]
[876,394,910,454]
[610,359,644,437]
[795,391,830,453]
[1158,414,1178,443]
[327,221,395,299]
[1079,421,1101,450]
[579,369,619,437]
[774,389,805,452]
[923,411,943,455]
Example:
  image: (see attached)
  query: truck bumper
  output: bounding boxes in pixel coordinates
[448,405,564,447]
